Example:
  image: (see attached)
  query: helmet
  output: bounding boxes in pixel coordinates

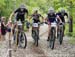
[33,9,38,13]
[20,4,26,8]
[60,8,65,13]
[34,9,38,13]
[48,7,55,14]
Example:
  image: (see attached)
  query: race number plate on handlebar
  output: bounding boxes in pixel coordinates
[17,21,22,26]
[32,23,39,27]
[51,22,57,27]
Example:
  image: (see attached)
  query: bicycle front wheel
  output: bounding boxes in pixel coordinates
[18,32,27,48]
[50,28,56,50]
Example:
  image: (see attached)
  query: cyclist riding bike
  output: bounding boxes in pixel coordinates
[45,7,62,41]
[30,9,43,39]
[9,4,28,31]
[56,8,68,36]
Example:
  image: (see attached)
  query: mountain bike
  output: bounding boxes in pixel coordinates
[57,22,64,45]
[32,22,39,47]
[13,20,27,48]
[49,22,57,49]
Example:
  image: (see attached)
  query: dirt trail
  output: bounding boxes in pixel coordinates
[0,24,75,57]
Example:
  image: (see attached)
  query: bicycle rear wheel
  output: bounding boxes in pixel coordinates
[59,28,63,45]
[32,29,39,47]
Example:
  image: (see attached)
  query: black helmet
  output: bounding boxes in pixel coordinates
[34,9,38,13]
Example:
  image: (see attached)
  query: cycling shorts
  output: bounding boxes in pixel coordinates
[7,28,11,32]
[33,19,40,23]
[16,17,25,24]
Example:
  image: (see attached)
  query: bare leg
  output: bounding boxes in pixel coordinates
[47,24,51,41]
[56,26,57,38]
[0,34,1,41]
[1,35,5,41]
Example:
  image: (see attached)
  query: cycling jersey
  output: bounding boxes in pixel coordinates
[56,12,68,22]
[31,14,42,23]
[14,8,28,23]
[47,13,56,23]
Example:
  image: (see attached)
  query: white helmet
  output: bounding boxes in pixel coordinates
[48,7,55,14]
[60,8,65,13]
[20,4,26,8]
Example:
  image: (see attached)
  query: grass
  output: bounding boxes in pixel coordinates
[65,23,75,44]
[65,23,75,36]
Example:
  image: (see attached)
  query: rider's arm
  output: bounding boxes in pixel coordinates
[39,14,44,22]
[45,17,48,23]
[29,14,34,20]
[41,16,44,22]
[9,12,14,21]
[29,15,32,19]
[40,14,44,19]
[65,13,68,18]
[25,9,28,18]
[9,8,19,21]
[56,15,62,22]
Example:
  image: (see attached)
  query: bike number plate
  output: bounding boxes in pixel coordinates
[17,21,22,26]
[51,23,57,27]
[32,23,38,27]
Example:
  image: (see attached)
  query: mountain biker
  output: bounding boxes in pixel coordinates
[30,9,43,39]
[9,4,28,32]
[56,8,68,36]
[45,7,62,41]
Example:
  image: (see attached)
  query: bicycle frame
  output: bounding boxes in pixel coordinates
[14,21,23,45]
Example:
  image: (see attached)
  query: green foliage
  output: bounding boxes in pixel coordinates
[0,0,75,37]
[0,0,75,18]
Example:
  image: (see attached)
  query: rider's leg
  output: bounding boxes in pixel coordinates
[47,22,51,41]
[21,19,25,31]
[56,25,58,38]
[38,21,40,40]
[0,28,1,41]
[63,22,65,36]
[38,24,40,40]
[12,22,17,35]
